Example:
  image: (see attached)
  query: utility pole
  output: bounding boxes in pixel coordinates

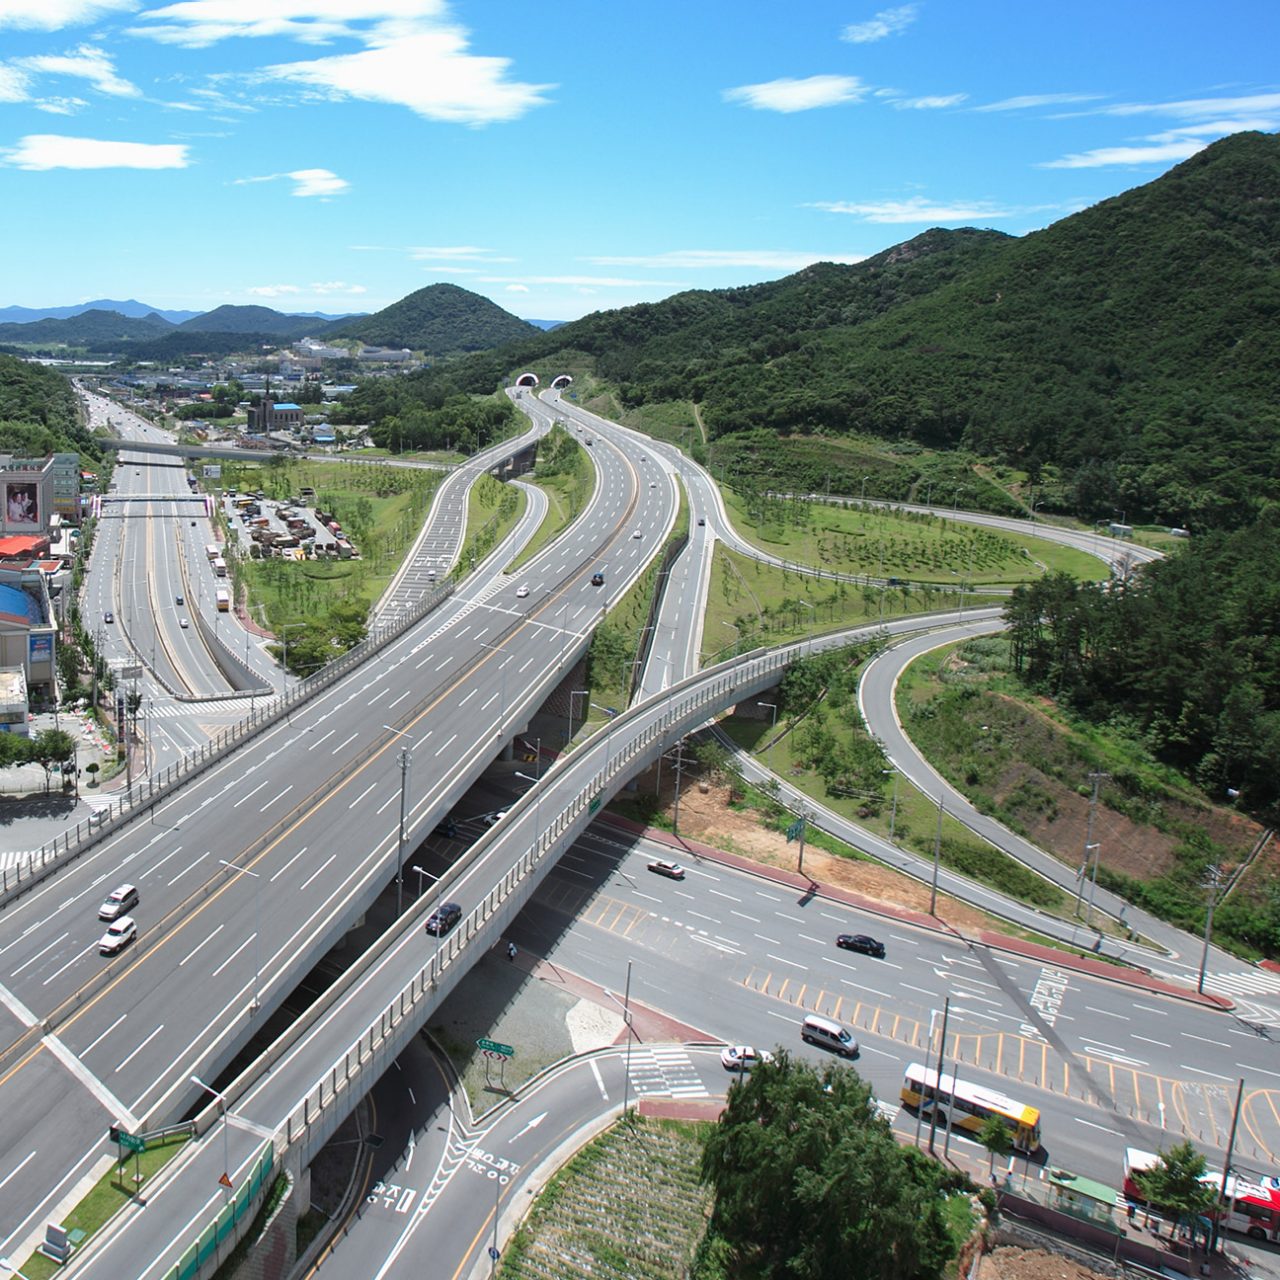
[929,792,944,915]
[672,737,685,836]
[1076,772,1108,924]
[1198,863,1225,994]
[928,995,950,1156]
[1210,1078,1245,1254]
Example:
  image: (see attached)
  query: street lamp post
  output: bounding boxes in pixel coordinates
[860,474,870,503]
[514,771,543,857]
[411,865,439,900]
[190,1074,232,1196]
[278,622,306,690]
[757,701,778,768]
[929,792,944,915]
[567,688,588,748]
[218,859,262,1011]
[605,961,635,1128]
[882,767,899,842]
[1198,864,1225,995]
[383,724,415,916]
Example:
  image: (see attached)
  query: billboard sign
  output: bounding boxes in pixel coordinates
[202,464,222,479]
[5,481,39,530]
[28,632,53,663]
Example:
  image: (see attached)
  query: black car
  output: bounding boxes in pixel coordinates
[104,610,114,623]
[591,571,605,586]
[433,818,458,839]
[836,933,885,958]
[425,901,463,936]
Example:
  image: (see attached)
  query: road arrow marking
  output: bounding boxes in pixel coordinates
[510,1111,547,1142]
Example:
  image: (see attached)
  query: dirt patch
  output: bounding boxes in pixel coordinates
[982,1244,1112,1280]
[651,772,997,936]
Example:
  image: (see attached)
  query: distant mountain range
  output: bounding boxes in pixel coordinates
[0,286,559,356]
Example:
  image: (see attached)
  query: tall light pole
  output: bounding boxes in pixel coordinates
[882,767,899,843]
[411,865,439,900]
[567,688,588,748]
[383,724,415,916]
[929,792,944,915]
[1198,864,1225,995]
[860,474,870,503]
[278,621,305,688]
[218,859,262,1011]
[605,961,635,1129]
[514,771,543,857]
[757,701,778,768]
[190,1074,231,1196]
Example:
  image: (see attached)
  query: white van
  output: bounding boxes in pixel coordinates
[801,1014,859,1058]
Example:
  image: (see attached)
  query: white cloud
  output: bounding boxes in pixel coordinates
[1040,139,1207,169]
[975,92,1105,113]
[234,167,348,196]
[133,3,553,125]
[17,45,140,97]
[1102,90,1280,121]
[841,4,918,44]
[808,196,1015,223]
[586,249,865,270]
[408,244,514,262]
[4,133,189,169]
[504,284,529,294]
[0,64,30,101]
[247,280,365,297]
[0,0,136,30]
[893,93,966,110]
[36,96,89,114]
[723,75,867,114]
[482,274,688,289]
[264,30,551,124]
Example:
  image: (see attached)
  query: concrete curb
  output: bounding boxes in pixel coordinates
[597,811,1235,1011]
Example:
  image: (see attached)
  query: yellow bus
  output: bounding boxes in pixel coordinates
[900,1063,1041,1152]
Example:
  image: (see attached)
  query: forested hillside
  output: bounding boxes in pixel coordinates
[0,354,95,458]
[356,131,1280,530]
[325,283,538,355]
[0,309,172,346]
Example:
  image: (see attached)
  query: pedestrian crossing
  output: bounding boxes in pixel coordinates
[626,1045,709,1099]
[1201,967,1280,999]
[145,695,268,720]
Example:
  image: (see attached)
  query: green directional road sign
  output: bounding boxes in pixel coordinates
[476,1038,514,1058]
[785,818,805,843]
[117,1131,146,1154]
[588,794,602,815]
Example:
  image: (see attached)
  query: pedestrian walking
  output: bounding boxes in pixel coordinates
[507,942,517,962]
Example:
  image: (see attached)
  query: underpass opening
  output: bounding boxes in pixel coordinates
[515,373,540,387]
[550,375,573,389]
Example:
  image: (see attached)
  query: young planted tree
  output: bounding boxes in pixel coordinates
[976,1113,1014,1180]
[1135,1141,1219,1243]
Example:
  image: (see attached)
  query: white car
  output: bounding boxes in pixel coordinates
[99,916,136,956]
[516,585,529,598]
[481,809,509,827]
[721,1045,774,1072]
[632,529,642,539]
[179,617,189,629]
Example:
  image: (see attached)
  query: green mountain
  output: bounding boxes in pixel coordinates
[325,283,539,355]
[0,352,99,460]
[0,308,173,346]
[178,305,319,338]
[369,131,1279,529]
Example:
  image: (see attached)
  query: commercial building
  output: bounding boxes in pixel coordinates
[246,397,304,435]
[0,567,56,701]
[0,666,28,735]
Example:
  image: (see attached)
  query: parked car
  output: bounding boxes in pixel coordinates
[480,809,509,828]
[720,1045,773,1072]
[647,859,686,880]
[424,902,463,936]
[433,818,458,839]
[99,916,137,955]
[835,933,885,958]
[99,883,139,921]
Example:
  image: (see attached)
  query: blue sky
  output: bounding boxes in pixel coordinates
[1,0,1277,323]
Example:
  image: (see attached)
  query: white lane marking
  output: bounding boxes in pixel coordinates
[307,729,335,751]
[81,1010,128,1055]
[333,732,359,753]
[269,846,308,884]
[42,941,96,986]
[211,933,254,978]
[299,853,337,892]
[1181,1032,1230,1047]
[1076,1118,1124,1136]
[261,786,292,811]
[9,931,69,979]
[178,924,224,967]
[0,1150,36,1193]
[1180,1064,1233,1081]
[709,889,741,902]
[388,690,412,708]
[115,1022,165,1072]
[1131,1035,1171,1048]
[902,983,937,997]
[755,934,780,945]
[730,910,760,923]
[632,891,661,904]
[754,891,781,902]
[232,780,269,808]
[435,733,457,757]
[1245,1065,1280,1080]
[767,953,808,970]
[1132,1004,1167,1015]
[589,1059,608,1100]
[1084,1006,1130,1021]
[348,781,378,810]
[167,850,208,886]
[458,689,476,705]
